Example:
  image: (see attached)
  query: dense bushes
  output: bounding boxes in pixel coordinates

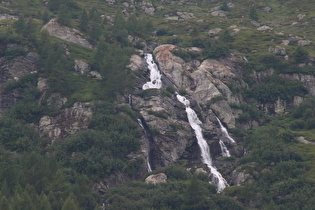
[245,75,307,104]
[105,175,245,209]
[56,103,142,178]
[290,97,315,130]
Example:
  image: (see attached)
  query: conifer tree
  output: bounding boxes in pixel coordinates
[58,4,71,27]
[79,9,89,32]
[61,193,79,210]
[0,196,12,210]
[182,177,209,210]
[38,193,53,210]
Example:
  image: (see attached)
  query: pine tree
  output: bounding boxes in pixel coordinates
[58,4,71,27]
[38,193,52,210]
[0,196,12,210]
[61,193,79,210]
[79,9,89,32]
[182,177,209,210]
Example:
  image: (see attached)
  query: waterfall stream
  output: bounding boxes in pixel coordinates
[176,93,229,192]
[216,117,236,144]
[219,140,231,157]
[142,54,162,90]
[137,119,153,172]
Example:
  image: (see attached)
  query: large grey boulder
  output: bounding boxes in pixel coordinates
[145,173,167,184]
[42,19,93,49]
[74,60,91,75]
[268,46,286,56]
[38,102,93,140]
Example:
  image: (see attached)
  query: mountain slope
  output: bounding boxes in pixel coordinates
[0,0,314,209]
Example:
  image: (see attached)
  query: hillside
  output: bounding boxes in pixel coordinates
[0,0,315,209]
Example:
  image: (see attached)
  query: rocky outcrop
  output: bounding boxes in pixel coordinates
[208,28,222,36]
[268,46,286,56]
[209,6,228,18]
[132,94,195,167]
[257,25,272,31]
[0,14,18,20]
[145,173,167,184]
[130,45,244,168]
[0,52,39,82]
[298,39,311,46]
[0,52,39,114]
[152,45,240,128]
[74,60,91,75]
[38,102,93,140]
[42,19,93,49]
[281,74,315,96]
[231,167,252,186]
[128,54,144,71]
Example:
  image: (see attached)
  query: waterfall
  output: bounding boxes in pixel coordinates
[176,93,229,192]
[216,117,236,144]
[137,119,152,172]
[219,140,231,157]
[128,94,132,106]
[142,54,162,90]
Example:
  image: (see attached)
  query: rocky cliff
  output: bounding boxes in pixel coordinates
[129,45,245,182]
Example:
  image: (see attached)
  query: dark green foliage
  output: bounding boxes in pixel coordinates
[220,2,229,11]
[58,4,72,27]
[61,193,79,210]
[182,177,209,210]
[172,49,201,62]
[79,9,89,32]
[55,103,142,178]
[294,46,309,63]
[245,75,307,104]
[203,40,229,59]
[290,97,315,130]
[105,173,245,209]
[92,41,134,99]
[237,104,265,123]
[249,7,258,21]
[0,117,40,152]
[190,26,200,37]
[156,28,171,36]
[126,14,153,38]
[243,126,302,164]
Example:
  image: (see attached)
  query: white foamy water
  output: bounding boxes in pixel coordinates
[137,119,152,172]
[176,93,229,192]
[219,140,231,157]
[142,54,162,90]
[216,117,236,144]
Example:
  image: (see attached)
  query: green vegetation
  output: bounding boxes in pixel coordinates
[0,0,315,209]
[245,75,307,104]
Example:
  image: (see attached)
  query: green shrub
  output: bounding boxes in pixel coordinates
[294,47,309,63]
[245,75,307,104]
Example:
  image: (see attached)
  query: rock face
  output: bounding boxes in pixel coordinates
[0,52,39,115]
[42,19,93,49]
[74,60,91,75]
[145,173,167,184]
[153,45,240,128]
[0,14,18,20]
[131,44,243,169]
[132,94,195,167]
[38,102,93,140]
[268,46,286,56]
[281,74,315,96]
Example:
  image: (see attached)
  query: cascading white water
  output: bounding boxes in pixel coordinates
[128,94,132,105]
[176,93,229,192]
[142,54,162,90]
[219,140,231,157]
[216,117,236,144]
[137,119,152,172]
